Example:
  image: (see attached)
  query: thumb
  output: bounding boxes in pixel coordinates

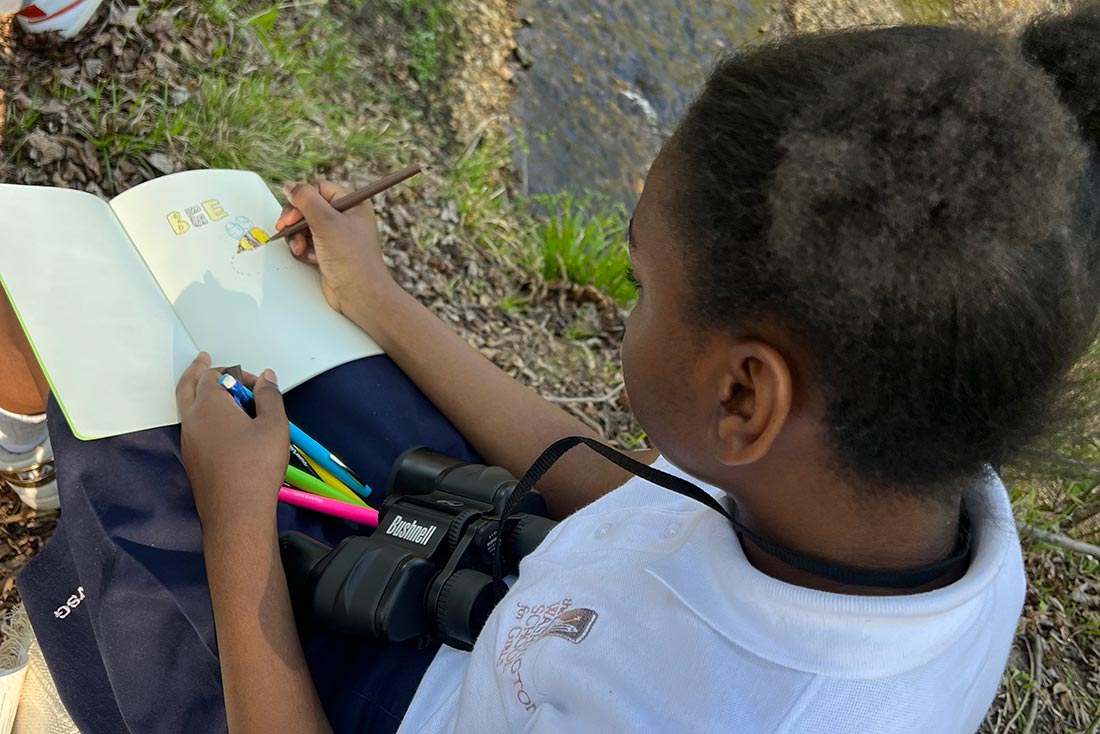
[284,182,338,233]
[253,369,287,426]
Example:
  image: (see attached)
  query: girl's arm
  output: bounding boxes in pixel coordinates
[342,283,652,518]
[177,357,331,734]
[277,182,655,520]
[203,526,331,734]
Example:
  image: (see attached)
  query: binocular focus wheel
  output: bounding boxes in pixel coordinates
[435,568,495,650]
[447,509,480,552]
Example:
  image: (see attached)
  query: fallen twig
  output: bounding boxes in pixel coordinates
[1018,523,1100,557]
[999,655,1032,734]
[560,402,605,435]
[1021,633,1043,734]
[543,384,625,405]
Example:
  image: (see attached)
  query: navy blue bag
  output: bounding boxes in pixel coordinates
[18,356,478,734]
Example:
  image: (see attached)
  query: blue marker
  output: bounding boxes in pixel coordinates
[218,374,371,498]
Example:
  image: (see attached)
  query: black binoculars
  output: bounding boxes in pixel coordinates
[280,447,557,650]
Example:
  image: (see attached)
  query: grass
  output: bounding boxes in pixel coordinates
[443,128,637,308]
[440,126,536,287]
[991,343,1100,732]
[171,73,391,187]
[1010,343,1100,536]
[898,0,954,24]
[1,0,411,194]
[386,0,460,85]
[531,192,635,305]
[172,74,330,184]
[166,2,404,187]
[3,105,39,137]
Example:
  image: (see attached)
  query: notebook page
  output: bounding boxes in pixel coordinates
[109,170,382,389]
[0,185,197,439]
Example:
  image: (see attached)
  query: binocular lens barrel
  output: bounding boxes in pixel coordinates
[387,447,467,496]
[389,447,521,509]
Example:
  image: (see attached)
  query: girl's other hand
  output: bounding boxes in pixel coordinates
[176,352,289,538]
[275,180,393,315]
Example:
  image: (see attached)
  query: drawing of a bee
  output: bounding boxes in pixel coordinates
[225,216,270,253]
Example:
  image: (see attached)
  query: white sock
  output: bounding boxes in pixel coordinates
[0,405,47,454]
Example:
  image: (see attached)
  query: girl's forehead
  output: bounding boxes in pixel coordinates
[631,158,682,250]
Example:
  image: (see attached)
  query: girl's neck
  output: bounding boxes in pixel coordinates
[730,466,966,595]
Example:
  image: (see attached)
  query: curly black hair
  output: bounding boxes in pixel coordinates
[670,7,1100,493]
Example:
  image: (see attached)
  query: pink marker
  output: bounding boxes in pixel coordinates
[278,486,379,528]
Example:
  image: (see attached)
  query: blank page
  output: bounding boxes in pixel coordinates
[0,185,197,439]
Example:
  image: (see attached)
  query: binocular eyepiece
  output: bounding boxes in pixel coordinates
[280,447,556,650]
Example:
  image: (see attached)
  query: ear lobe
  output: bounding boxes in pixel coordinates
[715,342,793,466]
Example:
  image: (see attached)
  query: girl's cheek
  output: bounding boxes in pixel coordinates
[620,309,652,420]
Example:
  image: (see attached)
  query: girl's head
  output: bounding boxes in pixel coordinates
[623,6,1100,500]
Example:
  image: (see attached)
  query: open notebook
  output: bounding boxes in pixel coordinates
[0,170,383,439]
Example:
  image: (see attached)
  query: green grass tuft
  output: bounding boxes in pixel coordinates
[898,0,954,24]
[532,192,635,305]
[387,0,459,85]
[171,74,329,184]
[73,82,175,190]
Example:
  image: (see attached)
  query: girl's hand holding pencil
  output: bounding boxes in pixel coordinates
[274,166,421,317]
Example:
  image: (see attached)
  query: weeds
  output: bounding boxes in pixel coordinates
[386,0,459,85]
[443,127,528,261]
[532,192,635,305]
[898,0,954,24]
[72,82,175,189]
[443,128,636,307]
[172,74,327,184]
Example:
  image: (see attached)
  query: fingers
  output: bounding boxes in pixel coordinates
[283,181,339,230]
[176,352,212,415]
[194,363,229,403]
[252,369,287,427]
[302,242,317,264]
[290,233,315,262]
[277,203,314,259]
[281,182,333,262]
[275,202,304,231]
[315,180,352,202]
[279,179,362,265]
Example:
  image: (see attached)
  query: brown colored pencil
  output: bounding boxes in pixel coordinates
[268,163,423,243]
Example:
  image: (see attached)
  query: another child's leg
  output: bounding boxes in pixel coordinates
[18,355,478,734]
[0,288,49,415]
[0,291,58,510]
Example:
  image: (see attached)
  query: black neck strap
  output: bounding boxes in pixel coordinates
[493,437,971,598]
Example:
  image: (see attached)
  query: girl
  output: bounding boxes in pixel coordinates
[13,5,1100,733]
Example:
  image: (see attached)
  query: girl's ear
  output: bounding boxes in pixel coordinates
[715,341,793,466]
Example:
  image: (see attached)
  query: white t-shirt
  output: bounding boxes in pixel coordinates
[398,457,1025,733]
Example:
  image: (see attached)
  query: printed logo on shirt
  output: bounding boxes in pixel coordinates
[496,598,600,714]
[53,586,86,619]
[542,607,598,643]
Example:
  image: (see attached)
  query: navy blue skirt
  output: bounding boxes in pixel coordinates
[18,356,478,733]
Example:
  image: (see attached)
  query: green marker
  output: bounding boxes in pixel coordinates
[284,465,368,508]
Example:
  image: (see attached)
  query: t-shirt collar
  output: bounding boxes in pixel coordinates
[645,461,1016,678]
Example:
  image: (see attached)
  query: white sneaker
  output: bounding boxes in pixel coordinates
[0,435,58,512]
[14,0,104,38]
